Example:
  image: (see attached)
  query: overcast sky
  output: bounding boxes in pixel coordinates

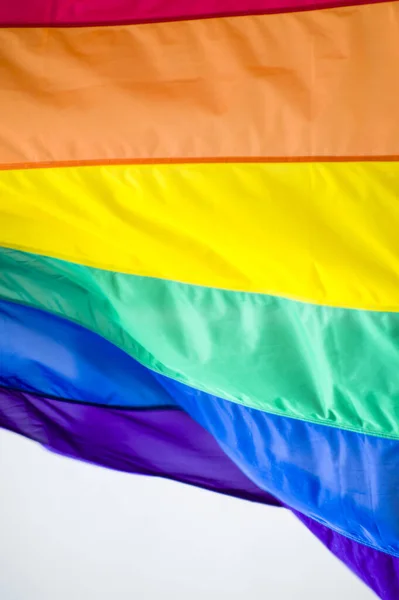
[0,428,374,600]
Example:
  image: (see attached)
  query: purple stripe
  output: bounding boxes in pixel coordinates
[0,386,279,505]
[294,513,399,599]
[2,385,399,598]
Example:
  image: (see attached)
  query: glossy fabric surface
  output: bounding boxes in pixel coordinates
[0,299,175,408]
[3,298,399,554]
[2,384,399,597]
[166,377,399,555]
[3,162,399,309]
[2,249,399,438]
[2,0,399,594]
[2,380,399,597]
[0,387,279,505]
[295,514,399,600]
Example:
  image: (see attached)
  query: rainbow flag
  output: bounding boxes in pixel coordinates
[1,0,399,595]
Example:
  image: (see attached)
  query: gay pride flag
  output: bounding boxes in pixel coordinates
[1,1,399,596]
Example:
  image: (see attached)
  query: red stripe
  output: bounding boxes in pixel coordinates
[0,0,391,27]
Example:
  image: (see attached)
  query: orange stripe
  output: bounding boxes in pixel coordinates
[1,3,398,166]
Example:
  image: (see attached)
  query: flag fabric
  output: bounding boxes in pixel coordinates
[1,1,399,596]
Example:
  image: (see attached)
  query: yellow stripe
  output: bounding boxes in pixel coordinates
[2,162,399,311]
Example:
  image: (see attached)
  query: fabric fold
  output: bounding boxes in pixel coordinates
[3,298,399,554]
[2,248,399,439]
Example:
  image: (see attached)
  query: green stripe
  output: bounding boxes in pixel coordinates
[2,246,399,438]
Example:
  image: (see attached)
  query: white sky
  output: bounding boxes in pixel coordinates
[0,428,375,600]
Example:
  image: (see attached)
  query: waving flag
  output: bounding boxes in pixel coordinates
[1,1,399,596]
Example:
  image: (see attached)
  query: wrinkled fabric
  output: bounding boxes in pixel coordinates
[0,299,175,408]
[1,0,399,595]
[0,387,278,505]
[3,385,399,599]
[3,298,399,554]
[2,249,399,438]
[3,161,399,309]
[1,4,399,166]
[296,514,399,600]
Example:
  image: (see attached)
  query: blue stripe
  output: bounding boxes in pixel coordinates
[1,298,399,556]
[0,299,175,408]
[164,377,399,555]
